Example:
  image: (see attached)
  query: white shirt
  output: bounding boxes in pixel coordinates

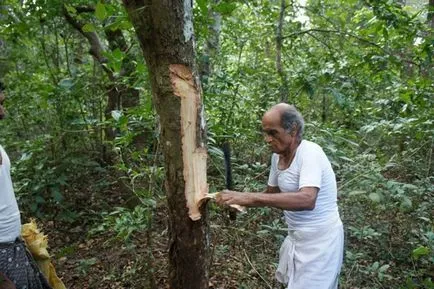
[0,145,22,242]
[268,140,339,229]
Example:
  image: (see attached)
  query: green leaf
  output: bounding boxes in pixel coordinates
[51,186,64,202]
[369,192,381,203]
[349,190,366,196]
[412,246,430,260]
[402,184,418,191]
[64,4,77,14]
[58,78,74,89]
[112,48,124,61]
[196,0,208,15]
[214,2,237,15]
[400,196,412,211]
[330,89,346,107]
[111,110,122,121]
[35,196,45,204]
[95,2,107,21]
[400,91,411,104]
[82,23,96,32]
[30,203,38,213]
[339,156,354,162]
[142,198,156,208]
[379,264,390,273]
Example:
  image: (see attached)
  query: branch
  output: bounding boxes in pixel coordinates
[283,28,338,39]
[62,6,114,80]
[75,5,95,13]
[283,28,381,50]
[283,28,418,66]
[243,249,272,289]
[306,32,340,63]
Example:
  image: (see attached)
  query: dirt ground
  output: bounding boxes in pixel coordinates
[34,184,283,289]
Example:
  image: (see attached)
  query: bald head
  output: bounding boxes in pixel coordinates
[263,103,304,140]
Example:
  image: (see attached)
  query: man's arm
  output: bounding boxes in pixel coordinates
[217,186,319,211]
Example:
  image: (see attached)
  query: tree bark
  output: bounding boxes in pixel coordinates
[104,26,140,109]
[123,1,210,289]
[429,0,434,28]
[276,0,289,102]
[201,0,222,79]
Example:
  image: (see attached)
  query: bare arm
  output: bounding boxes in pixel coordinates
[217,187,319,211]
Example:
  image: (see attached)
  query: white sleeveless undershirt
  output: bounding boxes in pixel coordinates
[0,145,22,242]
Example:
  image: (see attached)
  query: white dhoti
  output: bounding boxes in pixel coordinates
[275,215,344,289]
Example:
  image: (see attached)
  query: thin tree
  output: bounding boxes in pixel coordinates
[429,0,434,28]
[276,0,290,102]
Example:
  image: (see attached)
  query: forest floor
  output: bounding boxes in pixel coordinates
[24,170,433,289]
[31,178,284,289]
[35,184,169,289]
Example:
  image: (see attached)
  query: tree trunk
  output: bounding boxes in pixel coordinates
[276,0,289,102]
[201,0,222,80]
[104,27,140,109]
[429,0,434,28]
[123,1,210,289]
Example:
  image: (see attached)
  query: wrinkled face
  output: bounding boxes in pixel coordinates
[261,110,294,154]
[0,91,5,120]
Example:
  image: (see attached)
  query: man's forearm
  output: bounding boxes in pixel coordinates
[217,187,318,210]
[249,191,317,211]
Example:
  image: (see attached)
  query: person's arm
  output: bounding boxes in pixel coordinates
[216,186,318,211]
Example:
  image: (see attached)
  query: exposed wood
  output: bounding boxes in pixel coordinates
[169,64,208,221]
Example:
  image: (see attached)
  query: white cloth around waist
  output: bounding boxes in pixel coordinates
[275,213,344,289]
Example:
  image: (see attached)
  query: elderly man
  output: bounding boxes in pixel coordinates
[217,103,344,289]
[0,82,52,289]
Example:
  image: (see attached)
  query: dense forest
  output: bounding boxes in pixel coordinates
[0,0,433,288]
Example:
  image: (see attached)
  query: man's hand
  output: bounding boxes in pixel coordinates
[216,190,254,207]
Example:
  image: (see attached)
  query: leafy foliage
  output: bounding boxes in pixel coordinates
[0,0,433,288]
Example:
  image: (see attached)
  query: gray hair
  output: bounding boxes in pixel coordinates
[281,105,304,140]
